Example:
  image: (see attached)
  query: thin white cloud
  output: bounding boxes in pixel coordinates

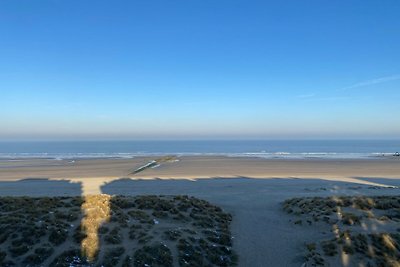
[339,74,400,91]
[297,93,316,98]
[299,95,353,101]
[312,96,353,101]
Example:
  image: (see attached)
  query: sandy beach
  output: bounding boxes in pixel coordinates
[1,156,400,181]
[1,156,399,266]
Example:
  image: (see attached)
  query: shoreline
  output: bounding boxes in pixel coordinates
[1,152,399,161]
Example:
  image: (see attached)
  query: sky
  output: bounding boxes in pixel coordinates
[0,0,399,140]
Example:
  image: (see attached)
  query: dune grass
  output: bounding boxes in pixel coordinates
[0,195,237,267]
[283,195,400,267]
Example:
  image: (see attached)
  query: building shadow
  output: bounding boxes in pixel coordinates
[101,176,400,267]
[1,176,399,266]
[0,178,82,197]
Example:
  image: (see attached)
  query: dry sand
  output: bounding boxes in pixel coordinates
[1,156,399,266]
[1,156,400,181]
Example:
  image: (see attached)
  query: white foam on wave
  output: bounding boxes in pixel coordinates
[0,151,396,160]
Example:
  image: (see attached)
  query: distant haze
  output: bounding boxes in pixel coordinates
[1,1,399,140]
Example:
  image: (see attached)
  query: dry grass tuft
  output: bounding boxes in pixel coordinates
[283,195,400,267]
[80,194,111,261]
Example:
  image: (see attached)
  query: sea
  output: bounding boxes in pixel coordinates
[0,140,399,160]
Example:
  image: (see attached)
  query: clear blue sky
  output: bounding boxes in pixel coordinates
[1,0,399,140]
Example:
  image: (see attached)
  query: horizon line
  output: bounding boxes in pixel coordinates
[1,138,400,142]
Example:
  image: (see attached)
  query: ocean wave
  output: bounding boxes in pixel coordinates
[0,151,396,160]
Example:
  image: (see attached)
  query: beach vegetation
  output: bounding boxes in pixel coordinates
[102,246,125,266]
[321,240,338,256]
[121,255,133,267]
[306,243,316,251]
[341,212,361,226]
[49,227,68,245]
[164,229,181,241]
[284,196,400,266]
[9,244,29,257]
[0,250,7,263]
[23,245,54,265]
[133,243,173,267]
[0,195,236,266]
[50,249,90,267]
[104,226,122,244]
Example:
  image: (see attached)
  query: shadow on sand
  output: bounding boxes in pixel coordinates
[0,176,399,266]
